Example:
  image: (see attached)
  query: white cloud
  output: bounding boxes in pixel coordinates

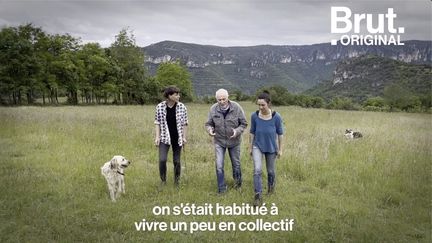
[0,0,430,47]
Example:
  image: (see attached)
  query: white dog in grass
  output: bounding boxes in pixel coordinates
[344,129,363,139]
[101,155,131,202]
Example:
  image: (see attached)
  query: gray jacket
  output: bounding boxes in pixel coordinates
[205,100,248,148]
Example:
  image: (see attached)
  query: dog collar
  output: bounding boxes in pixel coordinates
[117,171,125,176]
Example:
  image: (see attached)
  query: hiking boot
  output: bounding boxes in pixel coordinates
[253,193,262,207]
[157,181,166,192]
[268,185,275,195]
[218,185,228,195]
[174,180,180,190]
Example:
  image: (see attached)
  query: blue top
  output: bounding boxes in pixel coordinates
[250,111,284,153]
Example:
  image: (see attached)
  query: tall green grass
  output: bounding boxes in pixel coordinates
[0,104,430,242]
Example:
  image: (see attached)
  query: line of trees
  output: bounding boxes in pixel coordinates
[1,24,428,113]
[0,24,193,105]
[202,85,430,113]
[256,85,430,112]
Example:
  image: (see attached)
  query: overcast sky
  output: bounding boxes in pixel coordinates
[0,0,430,47]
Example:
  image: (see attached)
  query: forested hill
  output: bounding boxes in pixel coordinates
[142,40,431,96]
[303,55,432,103]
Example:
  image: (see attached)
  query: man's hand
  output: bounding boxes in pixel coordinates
[154,137,160,146]
[208,127,216,136]
[229,129,237,139]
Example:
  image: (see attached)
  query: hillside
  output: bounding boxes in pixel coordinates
[142,40,431,96]
[303,55,432,102]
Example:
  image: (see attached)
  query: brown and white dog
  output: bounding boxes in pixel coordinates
[345,129,363,139]
[101,155,131,202]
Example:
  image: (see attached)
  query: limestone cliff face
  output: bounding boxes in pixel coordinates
[142,40,431,96]
[305,55,432,102]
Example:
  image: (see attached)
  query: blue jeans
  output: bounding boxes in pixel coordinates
[252,146,276,194]
[215,143,242,192]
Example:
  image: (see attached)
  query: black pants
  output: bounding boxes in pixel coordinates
[159,142,181,183]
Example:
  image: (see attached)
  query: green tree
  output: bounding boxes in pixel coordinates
[255,85,293,106]
[230,89,251,101]
[327,97,356,110]
[50,34,82,104]
[78,43,115,104]
[35,31,58,104]
[142,76,162,104]
[383,84,421,111]
[294,94,312,107]
[0,24,47,104]
[0,26,18,104]
[364,97,385,107]
[155,62,194,102]
[109,28,146,104]
[310,96,325,108]
[363,96,387,111]
[419,95,432,111]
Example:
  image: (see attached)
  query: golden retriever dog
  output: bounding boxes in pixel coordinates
[101,155,131,202]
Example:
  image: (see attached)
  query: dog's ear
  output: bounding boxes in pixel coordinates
[110,158,116,170]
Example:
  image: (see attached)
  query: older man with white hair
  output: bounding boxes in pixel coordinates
[205,88,248,194]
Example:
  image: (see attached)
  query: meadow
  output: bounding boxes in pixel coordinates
[0,103,430,242]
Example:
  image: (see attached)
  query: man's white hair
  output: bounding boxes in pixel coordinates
[215,89,229,98]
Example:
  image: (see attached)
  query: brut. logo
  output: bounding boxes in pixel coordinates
[330,6,405,46]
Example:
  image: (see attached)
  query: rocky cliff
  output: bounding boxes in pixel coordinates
[304,55,431,102]
[142,40,431,96]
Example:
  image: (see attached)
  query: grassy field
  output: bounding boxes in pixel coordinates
[0,103,430,242]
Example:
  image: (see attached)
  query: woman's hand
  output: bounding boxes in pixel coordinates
[154,137,160,146]
[277,150,282,158]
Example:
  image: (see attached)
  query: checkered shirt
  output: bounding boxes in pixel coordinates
[154,101,188,146]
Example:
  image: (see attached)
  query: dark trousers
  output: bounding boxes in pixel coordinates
[159,142,181,183]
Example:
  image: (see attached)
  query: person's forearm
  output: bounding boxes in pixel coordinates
[278,135,283,153]
[155,124,160,138]
[183,126,188,140]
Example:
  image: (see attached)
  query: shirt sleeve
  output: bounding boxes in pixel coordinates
[205,106,215,129]
[275,113,284,135]
[249,113,256,134]
[235,104,248,134]
[183,104,188,126]
[154,104,161,125]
